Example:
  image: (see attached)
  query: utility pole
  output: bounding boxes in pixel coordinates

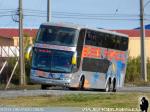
[140,0,147,82]
[47,0,51,22]
[19,0,25,85]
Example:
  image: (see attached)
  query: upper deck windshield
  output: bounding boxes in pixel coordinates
[36,25,78,46]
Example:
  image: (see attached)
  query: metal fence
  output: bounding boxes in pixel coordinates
[0,46,19,57]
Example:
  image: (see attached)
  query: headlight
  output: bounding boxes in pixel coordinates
[60,74,72,80]
[64,74,72,78]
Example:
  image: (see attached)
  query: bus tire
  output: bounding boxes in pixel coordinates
[41,84,47,90]
[68,87,77,90]
[112,79,116,92]
[79,76,85,90]
[105,80,111,92]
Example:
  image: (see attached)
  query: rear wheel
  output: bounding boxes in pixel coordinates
[79,76,85,90]
[112,79,116,92]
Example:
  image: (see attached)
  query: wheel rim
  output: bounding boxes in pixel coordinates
[105,82,110,92]
[106,83,109,92]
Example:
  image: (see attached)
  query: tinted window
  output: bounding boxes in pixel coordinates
[120,37,128,51]
[82,58,110,73]
[36,25,78,46]
[85,30,103,47]
[85,30,128,51]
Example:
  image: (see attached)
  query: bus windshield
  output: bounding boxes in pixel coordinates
[36,25,78,46]
[32,48,73,73]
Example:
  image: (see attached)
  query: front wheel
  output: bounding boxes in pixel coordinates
[41,85,48,90]
[79,76,85,90]
[68,87,78,91]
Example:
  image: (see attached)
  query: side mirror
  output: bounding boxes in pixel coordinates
[25,45,32,61]
[71,52,77,65]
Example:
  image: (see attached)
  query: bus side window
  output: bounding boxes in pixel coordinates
[102,34,108,48]
[85,30,98,46]
[85,31,92,45]
[124,37,129,51]
[120,37,128,51]
[115,36,121,50]
[106,34,112,49]
[111,35,115,49]
[76,29,85,69]
[96,32,102,47]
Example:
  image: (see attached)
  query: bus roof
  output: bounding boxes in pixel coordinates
[41,22,128,38]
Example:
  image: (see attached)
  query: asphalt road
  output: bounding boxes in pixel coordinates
[0,107,83,112]
[0,87,149,112]
[0,86,150,98]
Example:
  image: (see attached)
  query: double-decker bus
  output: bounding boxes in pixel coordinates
[30,22,128,92]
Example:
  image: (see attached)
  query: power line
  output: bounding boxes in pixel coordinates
[23,14,150,21]
[22,12,143,19]
[144,0,150,7]
[0,14,13,17]
[1,8,138,17]
[24,10,140,17]
[1,8,150,17]
[1,8,150,18]
[1,8,150,21]
[1,14,150,21]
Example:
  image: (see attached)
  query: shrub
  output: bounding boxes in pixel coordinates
[0,58,19,84]
[125,56,150,83]
[0,57,32,85]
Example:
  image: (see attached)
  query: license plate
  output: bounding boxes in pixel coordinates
[37,71,48,77]
[53,74,60,79]
[48,73,61,79]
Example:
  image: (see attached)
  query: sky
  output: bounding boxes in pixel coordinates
[0,0,150,29]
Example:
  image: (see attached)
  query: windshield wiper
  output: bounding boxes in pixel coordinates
[31,67,70,73]
[31,67,50,72]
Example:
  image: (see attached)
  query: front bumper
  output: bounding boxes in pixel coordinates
[30,75,71,87]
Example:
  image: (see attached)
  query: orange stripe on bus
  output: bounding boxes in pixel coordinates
[82,45,101,58]
[104,49,125,61]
